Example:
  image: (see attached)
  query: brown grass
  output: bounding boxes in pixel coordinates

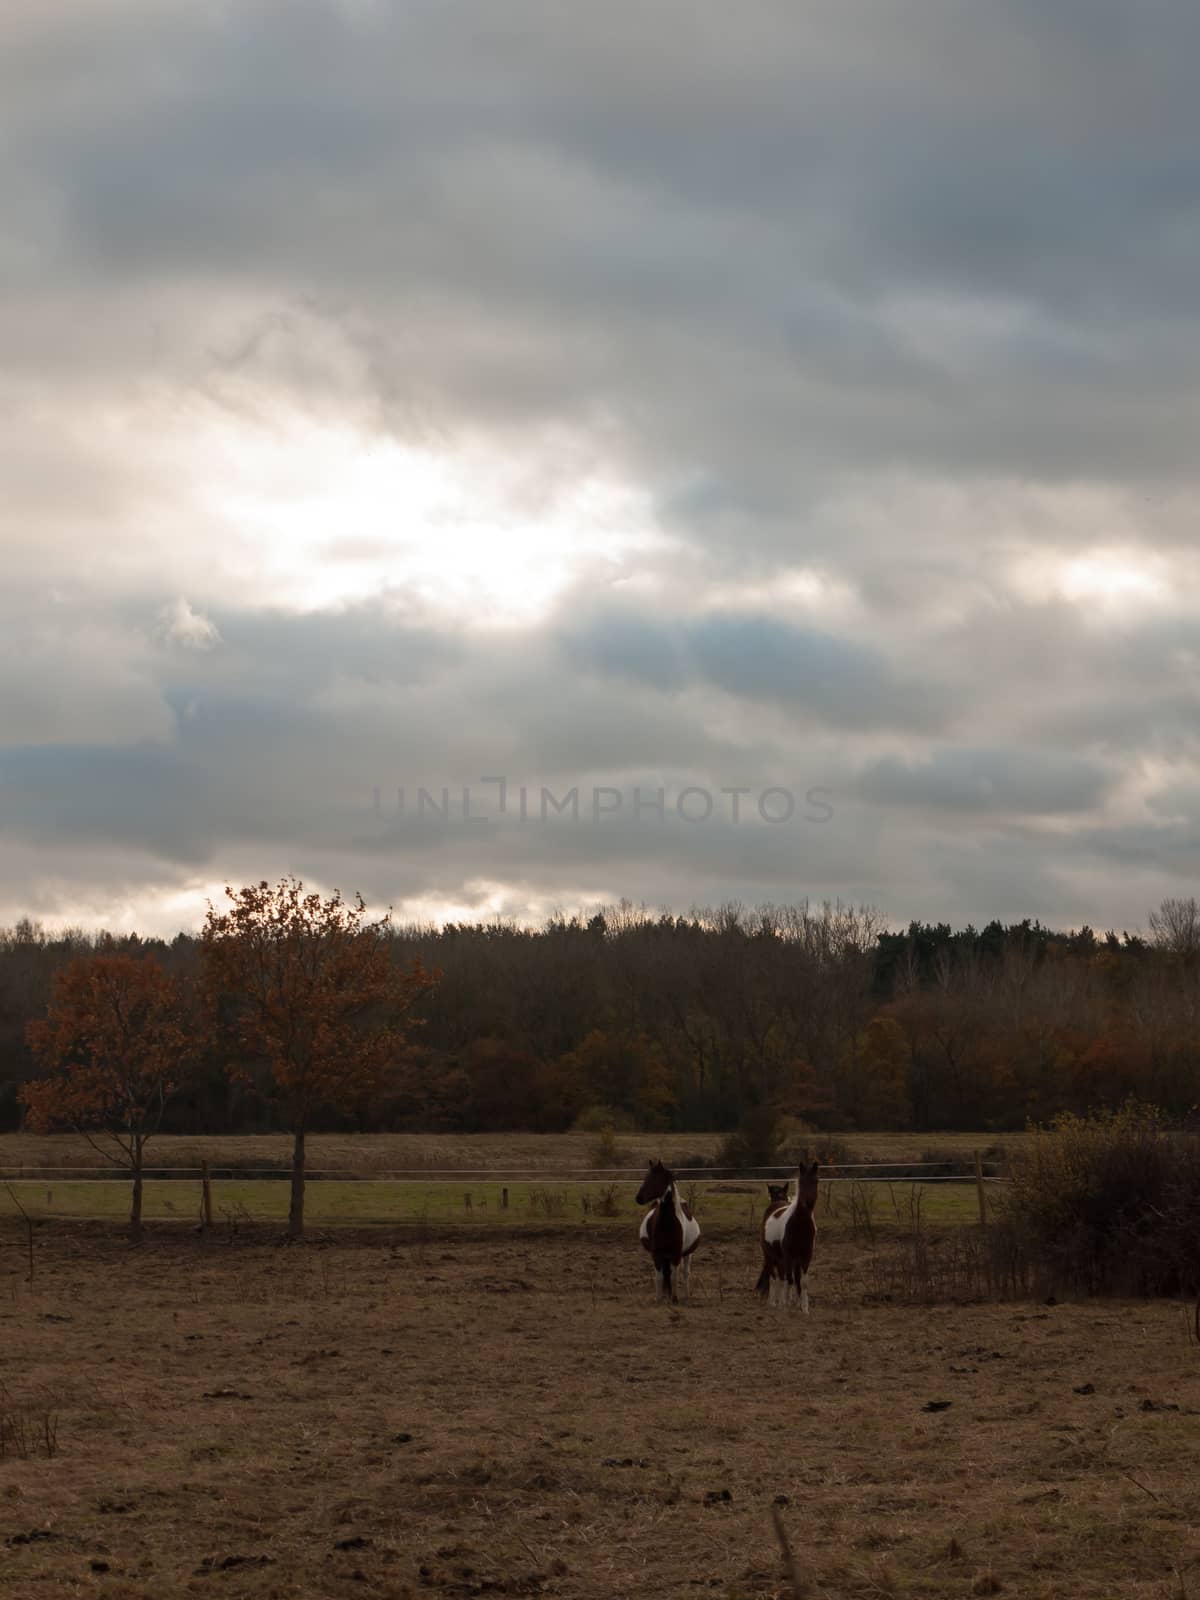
[2,1220,1199,1599]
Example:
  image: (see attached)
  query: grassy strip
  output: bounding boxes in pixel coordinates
[0,1175,984,1229]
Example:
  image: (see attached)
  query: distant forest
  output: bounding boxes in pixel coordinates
[2,898,1198,1136]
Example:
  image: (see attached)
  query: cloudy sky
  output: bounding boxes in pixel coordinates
[2,0,1198,935]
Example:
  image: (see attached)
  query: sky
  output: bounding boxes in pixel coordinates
[2,0,1198,937]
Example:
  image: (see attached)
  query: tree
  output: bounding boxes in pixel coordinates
[843,1015,912,1129]
[557,1029,679,1128]
[1149,897,1200,962]
[200,878,438,1238]
[21,950,190,1238]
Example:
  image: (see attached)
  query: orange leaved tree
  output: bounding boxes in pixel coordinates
[200,878,438,1238]
[22,951,191,1238]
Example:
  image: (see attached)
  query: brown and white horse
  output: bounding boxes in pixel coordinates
[635,1159,701,1303]
[756,1162,819,1311]
[755,1182,791,1299]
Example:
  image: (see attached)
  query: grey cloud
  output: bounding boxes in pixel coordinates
[6,1,1200,499]
[563,607,952,732]
[857,749,1112,817]
[4,3,1200,931]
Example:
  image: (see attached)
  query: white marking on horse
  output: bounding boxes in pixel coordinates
[635,1160,701,1303]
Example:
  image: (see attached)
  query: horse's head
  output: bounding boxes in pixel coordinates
[797,1159,820,1211]
[766,1182,790,1209]
[636,1159,673,1206]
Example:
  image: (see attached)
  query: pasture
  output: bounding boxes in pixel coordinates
[0,1131,1007,1231]
[2,1134,1199,1598]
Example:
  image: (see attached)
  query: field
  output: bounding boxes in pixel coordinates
[3,1133,1198,1599]
[0,1132,1011,1230]
[3,1226,1200,1600]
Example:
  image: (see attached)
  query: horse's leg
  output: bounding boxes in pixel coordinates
[800,1270,810,1314]
[681,1256,691,1300]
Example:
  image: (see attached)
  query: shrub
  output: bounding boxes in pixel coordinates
[812,1136,854,1170]
[716,1107,845,1173]
[586,1123,638,1169]
[715,1106,786,1171]
[993,1102,1200,1297]
[572,1104,636,1134]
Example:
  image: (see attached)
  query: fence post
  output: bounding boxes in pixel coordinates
[201,1160,213,1232]
[501,1187,509,1210]
[974,1149,987,1227]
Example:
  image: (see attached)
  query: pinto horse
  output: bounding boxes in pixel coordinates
[755,1182,791,1298]
[635,1159,701,1303]
[756,1162,820,1310]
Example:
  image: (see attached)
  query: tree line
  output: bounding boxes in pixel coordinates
[5,888,1199,1172]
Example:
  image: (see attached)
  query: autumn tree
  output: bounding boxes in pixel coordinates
[557,1029,679,1129]
[841,1015,912,1129]
[200,878,438,1237]
[21,950,191,1238]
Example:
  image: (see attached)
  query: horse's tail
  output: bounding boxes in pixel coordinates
[754,1264,771,1298]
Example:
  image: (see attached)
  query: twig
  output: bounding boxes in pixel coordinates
[3,1183,35,1285]
[770,1504,809,1598]
[1122,1472,1161,1502]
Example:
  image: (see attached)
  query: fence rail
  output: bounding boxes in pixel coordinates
[0,1162,1011,1182]
[1,1157,1008,1226]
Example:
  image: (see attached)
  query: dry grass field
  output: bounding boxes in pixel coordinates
[3,1216,1199,1600]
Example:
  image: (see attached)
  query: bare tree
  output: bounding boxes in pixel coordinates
[1148,897,1200,959]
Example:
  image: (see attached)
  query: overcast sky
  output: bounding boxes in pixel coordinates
[2,1,1198,936]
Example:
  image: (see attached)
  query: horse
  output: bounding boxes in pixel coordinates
[755,1182,791,1299]
[757,1161,820,1310]
[635,1159,701,1303]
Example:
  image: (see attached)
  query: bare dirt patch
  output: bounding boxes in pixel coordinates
[2,1225,1198,1599]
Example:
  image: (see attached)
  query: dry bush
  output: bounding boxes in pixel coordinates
[585,1124,636,1170]
[527,1187,568,1218]
[859,1225,1010,1304]
[0,1382,59,1460]
[847,1179,880,1245]
[988,1102,1200,1298]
